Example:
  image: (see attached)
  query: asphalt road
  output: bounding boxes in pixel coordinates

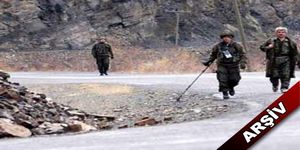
[0,71,299,150]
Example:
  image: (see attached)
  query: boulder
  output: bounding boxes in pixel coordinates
[0,119,31,138]
[67,121,96,133]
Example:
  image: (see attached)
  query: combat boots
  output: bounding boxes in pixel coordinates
[281,88,288,93]
[272,86,278,92]
[223,91,229,99]
[229,88,235,96]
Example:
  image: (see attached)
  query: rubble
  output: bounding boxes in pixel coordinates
[134,117,161,126]
[0,72,115,138]
[0,71,176,138]
[67,121,97,133]
[0,71,244,138]
[0,70,9,81]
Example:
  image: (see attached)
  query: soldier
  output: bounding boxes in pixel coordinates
[92,37,114,76]
[260,27,299,93]
[203,31,247,99]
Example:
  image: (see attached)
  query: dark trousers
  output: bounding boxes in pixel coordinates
[270,77,290,89]
[96,57,110,74]
[217,65,241,92]
[270,57,291,89]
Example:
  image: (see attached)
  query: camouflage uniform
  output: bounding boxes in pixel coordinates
[92,42,114,75]
[204,39,247,98]
[260,37,298,91]
[298,53,300,69]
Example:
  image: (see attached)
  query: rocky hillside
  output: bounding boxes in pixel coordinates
[0,0,300,51]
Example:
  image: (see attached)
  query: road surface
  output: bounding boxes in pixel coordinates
[0,72,299,150]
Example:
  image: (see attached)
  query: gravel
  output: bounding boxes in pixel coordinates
[25,83,248,129]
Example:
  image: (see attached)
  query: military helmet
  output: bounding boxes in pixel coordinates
[220,31,234,39]
[96,37,105,41]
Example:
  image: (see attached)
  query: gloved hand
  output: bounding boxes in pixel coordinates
[202,61,211,66]
[240,63,246,70]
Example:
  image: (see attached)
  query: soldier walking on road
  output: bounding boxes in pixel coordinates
[203,31,247,99]
[260,27,299,93]
[92,37,114,76]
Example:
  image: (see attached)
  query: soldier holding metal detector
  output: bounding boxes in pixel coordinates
[203,31,247,99]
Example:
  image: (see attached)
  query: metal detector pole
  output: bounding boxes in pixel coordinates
[176,65,210,102]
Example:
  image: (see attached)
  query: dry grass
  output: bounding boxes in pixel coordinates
[0,46,204,73]
[112,47,203,73]
[78,84,134,95]
[1,36,295,73]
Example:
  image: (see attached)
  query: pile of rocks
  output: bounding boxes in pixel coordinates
[0,71,242,138]
[0,71,115,138]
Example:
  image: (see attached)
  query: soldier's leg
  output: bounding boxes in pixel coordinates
[270,77,279,92]
[228,66,241,96]
[103,57,110,75]
[217,65,230,99]
[270,64,280,92]
[279,61,290,92]
[280,78,290,92]
[100,58,106,75]
[96,59,103,74]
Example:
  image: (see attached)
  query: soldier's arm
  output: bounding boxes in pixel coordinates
[290,40,298,56]
[91,45,97,58]
[236,43,247,65]
[290,41,300,67]
[297,45,300,67]
[107,44,114,58]
[207,45,219,63]
[298,53,300,68]
[259,39,272,52]
[202,46,218,66]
